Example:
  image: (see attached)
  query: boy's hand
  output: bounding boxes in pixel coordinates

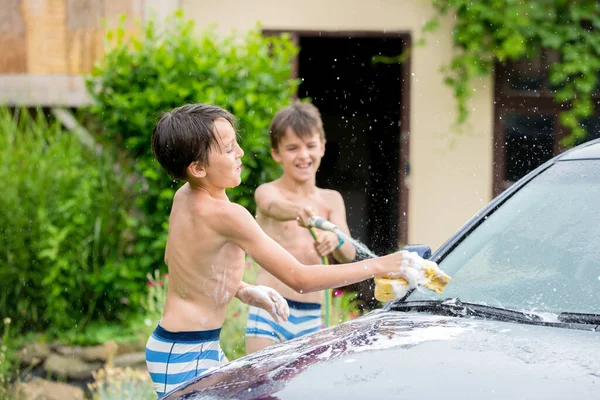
[314,231,341,257]
[381,250,428,279]
[236,285,290,322]
[296,206,317,228]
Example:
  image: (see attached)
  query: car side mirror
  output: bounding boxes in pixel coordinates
[402,244,432,259]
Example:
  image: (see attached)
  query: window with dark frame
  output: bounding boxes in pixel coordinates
[493,49,600,196]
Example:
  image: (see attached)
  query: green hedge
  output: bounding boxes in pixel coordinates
[85,11,300,274]
[0,108,139,332]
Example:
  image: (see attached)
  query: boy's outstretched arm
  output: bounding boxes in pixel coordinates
[256,184,355,263]
[219,203,418,293]
[235,281,290,322]
[254,184,300,221]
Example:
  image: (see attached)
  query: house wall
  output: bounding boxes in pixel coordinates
[0,0,494,251]
[182,0,495,250]
[0,0,142,105]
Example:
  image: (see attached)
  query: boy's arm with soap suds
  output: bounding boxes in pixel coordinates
[235,281,290,322]
[220,203,416,293]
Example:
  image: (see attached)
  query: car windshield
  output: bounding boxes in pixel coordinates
[408,159,600,316]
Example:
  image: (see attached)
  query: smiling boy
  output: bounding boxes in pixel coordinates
[147,103,426,397]
[245,102,357,354]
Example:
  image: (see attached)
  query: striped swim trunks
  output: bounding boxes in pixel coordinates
[145,325,225,398]
[245,298,322,343]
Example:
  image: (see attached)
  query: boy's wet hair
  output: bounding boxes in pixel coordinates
[269,102,325,150]
[152,103,235,181]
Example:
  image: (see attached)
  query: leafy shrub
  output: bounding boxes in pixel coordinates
[0,108,139,332]
[140,269,168,323]
[0,318,16,400]
[130,269,169,346]
[85,11,299,273]
[89,367,155,400]
[330,290,367,324]
[220,260,260,360]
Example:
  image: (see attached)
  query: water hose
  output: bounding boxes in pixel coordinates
[307,216,342,328]
[307,226,332,328]
[308,216,452,307]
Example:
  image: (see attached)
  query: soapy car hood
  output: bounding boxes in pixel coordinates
[164,310,600,400]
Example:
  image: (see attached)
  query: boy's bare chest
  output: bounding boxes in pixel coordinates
[285,191,331,217]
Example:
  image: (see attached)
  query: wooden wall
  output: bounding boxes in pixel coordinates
[0,0,141,75]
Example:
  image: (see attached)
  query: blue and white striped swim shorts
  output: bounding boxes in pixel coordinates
[145,325,225,398]
[245,298,322,343]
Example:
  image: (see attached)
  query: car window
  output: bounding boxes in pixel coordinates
[409,160,600,315]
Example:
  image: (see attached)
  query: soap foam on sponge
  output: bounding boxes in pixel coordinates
[374,253,451,302]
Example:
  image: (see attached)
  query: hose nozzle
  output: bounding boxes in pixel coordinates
[307,216,339,233]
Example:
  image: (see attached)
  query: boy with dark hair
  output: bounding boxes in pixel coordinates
[245,102,356,354]
[147,103,426,397]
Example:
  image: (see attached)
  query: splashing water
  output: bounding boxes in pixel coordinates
[335,229,378,259]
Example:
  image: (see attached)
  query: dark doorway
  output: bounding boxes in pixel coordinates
[297,35,405,257]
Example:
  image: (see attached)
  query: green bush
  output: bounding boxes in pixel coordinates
[85,11,299,273]
[89,367,155,400]
[0,318,16,399]
[0,108,139,332]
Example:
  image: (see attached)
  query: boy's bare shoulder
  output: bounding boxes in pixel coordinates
[177,190,248,224]
[219,200,254,222]
[254,180,286,204]
[255,180,280,196]
[206,199,247,219]
[318,188,344,206]
[189,198,253,238]
[172,184,187,202]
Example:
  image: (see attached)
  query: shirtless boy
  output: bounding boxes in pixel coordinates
[245,102,356,354]
[146,103,427,397]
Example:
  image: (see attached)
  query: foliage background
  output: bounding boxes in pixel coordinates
[85,11,300,276]
[422,0,600,145]
[0,108,138,333]
[0,10,300,340]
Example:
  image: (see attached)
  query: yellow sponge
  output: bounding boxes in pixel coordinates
[374,277,410,302]
[374,260,451,302]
